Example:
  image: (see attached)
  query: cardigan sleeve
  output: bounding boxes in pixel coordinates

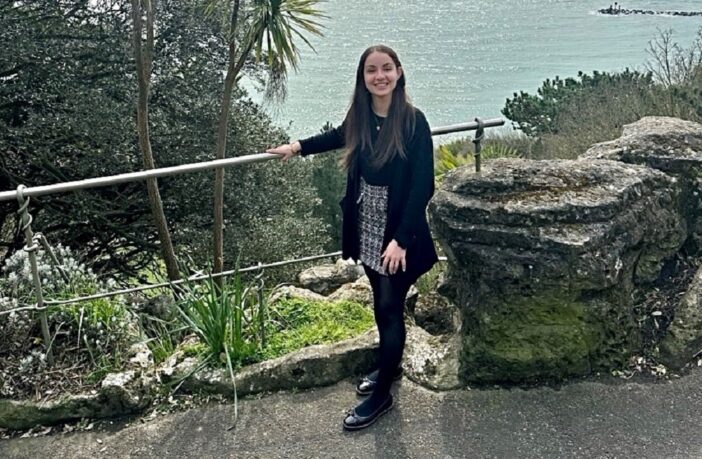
[393,110,435,249]
[298,120,346,156]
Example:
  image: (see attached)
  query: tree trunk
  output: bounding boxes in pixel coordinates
[131,0,179,281]
[213,52,237,286]
[213,0,244,289]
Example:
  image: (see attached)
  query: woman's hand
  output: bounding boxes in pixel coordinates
[381,240,406,275]
[266,141,301,161]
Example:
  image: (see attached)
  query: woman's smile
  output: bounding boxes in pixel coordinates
[363,51,402,99]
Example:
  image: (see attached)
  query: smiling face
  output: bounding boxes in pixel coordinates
[363,51,403,101]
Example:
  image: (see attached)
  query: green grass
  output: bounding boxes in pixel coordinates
[174,270,374,370]
[261,298,374,360]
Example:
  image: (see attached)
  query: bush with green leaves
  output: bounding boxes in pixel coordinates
[434,133,525,180]
[0,244,134,398]
[501,28,702,160]
[502,69,656,138]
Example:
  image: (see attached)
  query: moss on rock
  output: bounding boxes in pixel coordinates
[460,289,638,384]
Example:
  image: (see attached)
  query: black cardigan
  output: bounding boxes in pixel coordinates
[299,107,438,281]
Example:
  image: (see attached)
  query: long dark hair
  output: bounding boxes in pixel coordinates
[341,45,416,171]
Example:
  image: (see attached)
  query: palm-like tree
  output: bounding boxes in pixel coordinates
[211,0,326,286]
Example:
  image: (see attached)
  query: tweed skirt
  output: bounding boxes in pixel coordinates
[357,177,389,275]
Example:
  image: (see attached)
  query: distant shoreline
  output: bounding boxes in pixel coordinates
[598,8,702,17]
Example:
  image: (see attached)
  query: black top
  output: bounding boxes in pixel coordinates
[298,107,438,281]
[301,115,395,186]
[359,115,393,186]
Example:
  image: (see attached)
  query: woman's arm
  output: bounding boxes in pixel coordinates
[267,140,302,161]
[298,122,346,156]
[267,122,346,160]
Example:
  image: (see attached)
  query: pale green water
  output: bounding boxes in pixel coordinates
[254,0,701,138]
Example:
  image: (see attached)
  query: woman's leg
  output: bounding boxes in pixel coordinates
[355,265,411,416]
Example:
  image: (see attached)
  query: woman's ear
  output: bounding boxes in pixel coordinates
[397,66,403,79]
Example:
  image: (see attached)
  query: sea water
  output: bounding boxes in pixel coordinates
[252,0,701,139]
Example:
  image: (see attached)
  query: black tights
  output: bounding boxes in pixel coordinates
[357,264,412,415]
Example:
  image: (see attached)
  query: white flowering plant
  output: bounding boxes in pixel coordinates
[0,244,134,399]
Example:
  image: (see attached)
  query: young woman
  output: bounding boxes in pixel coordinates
[267,44,438,431]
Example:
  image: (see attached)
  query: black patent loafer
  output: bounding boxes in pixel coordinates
[355,367,403,396]
[342,395,394,431]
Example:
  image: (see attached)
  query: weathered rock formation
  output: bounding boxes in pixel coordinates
[403,326,462,390]
[267,285,326,305]
[582,117,702,251]
[168,331,379,398]
[583,117,702,369]
[327,275,373,304]
[430,158,687,383]
[660,264,702,368]
[297,258,364,295]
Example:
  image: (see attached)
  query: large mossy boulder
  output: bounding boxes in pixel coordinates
[429,158,687,384]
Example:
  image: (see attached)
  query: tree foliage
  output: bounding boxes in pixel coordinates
[308,121,344,252]
[501,27,702,159]
[0,0,330,280]
[209,0,326,284]
[502,69,656,137]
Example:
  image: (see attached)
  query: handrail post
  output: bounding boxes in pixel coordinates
[472,117,485,173]
[254,266,266,349]
[16,185,54,364]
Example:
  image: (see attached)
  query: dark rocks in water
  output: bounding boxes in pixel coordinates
[597,8,702,17]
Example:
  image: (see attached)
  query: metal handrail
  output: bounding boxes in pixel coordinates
[0,251,449,313]
[0,117,502,326]
[0,117,504,202]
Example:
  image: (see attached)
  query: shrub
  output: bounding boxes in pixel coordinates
[502,28,702,160]
[503,69,656,138]
[175,272,263,369]
[435,132,525,180]
[0,244,133,398]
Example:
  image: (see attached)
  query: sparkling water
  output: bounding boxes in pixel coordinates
[253,0,701,139]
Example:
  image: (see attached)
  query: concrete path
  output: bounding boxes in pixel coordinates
[1,366,702,459]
